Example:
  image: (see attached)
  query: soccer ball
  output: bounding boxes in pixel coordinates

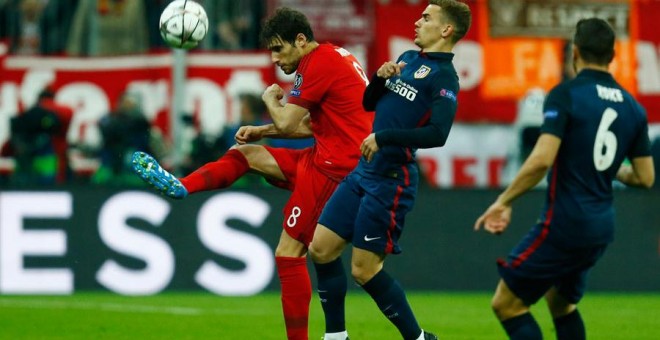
[159,0,209,50]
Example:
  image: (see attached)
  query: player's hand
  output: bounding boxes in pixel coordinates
[474,202,511,235]
[376,61,406,79]
[235,125,265,144]
[262,84,285,103]
[360,133,379,162]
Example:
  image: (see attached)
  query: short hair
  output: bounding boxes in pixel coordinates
[573,18,615,65]
[260,7,315,47]
[430,0,472,43]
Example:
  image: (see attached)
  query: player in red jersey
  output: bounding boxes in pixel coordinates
[132,7,373,340]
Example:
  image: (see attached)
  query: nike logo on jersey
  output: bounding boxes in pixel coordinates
[364,235,381,242]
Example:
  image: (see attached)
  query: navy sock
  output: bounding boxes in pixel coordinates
[501,312,542,340]
[361,270,421,340]
[554,309,585,340]
[314,258,347,333]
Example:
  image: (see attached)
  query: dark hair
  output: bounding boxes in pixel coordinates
[430,0,472,43]
[573,18,615,65]
[260,7,315,47]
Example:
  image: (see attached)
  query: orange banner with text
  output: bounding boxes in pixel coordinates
[479,1,638,99]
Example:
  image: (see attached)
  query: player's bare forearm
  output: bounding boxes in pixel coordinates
[257,119,313,139]
[496,161,548,206]
[475,162,545,232]
[262,84,309,135]
[235,124,271,144]
[497,134,560,205]
[616,157,655,188]
[263,99,291,131]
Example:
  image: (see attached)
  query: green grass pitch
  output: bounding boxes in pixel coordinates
[0,292,658,339]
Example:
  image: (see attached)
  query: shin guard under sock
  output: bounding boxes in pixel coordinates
[554,309,585,340]
[361,270,421,340]
[276,256,311,340]
[314,258,347,333]
[180,149,250,193]
[501,312,542,340]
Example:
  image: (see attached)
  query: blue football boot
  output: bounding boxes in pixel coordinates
[131,151,188,199]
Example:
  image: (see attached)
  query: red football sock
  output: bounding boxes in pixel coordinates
[179,149,250,194]
[276,256,311,340]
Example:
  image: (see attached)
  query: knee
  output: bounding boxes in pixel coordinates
[547,299,576,318]
[491,295,507,320]
[274,235,307,258]
[229,144,258,162]
[308,242,336,264]
[491,294,528,321]
[351,264,377,285]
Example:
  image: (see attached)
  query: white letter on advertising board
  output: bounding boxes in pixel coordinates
[96,192,173,295]
[196,192,274,296]
[0,192,73,294]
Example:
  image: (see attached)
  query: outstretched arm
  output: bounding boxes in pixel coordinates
[234,113,313,145]
[474,134,561,234]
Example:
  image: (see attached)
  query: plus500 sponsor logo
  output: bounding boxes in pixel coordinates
[0,191,275,296]
[386,79,418,101]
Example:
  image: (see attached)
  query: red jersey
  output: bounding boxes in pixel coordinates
[286,43,373,179]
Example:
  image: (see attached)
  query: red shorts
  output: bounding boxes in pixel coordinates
[264,146,342,246]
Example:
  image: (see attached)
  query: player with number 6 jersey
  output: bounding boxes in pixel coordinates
[533,65,650,247]
[474,17,654,340]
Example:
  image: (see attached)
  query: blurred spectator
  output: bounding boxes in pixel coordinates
[9,87,68,184]
[653,136,660,190]
[67,0,148,56]
[39,0,78,55]
[0,0,78,55]
[219,92,267,150]
[94,91,151,185]
[38,87,74,183]
[144,0,170,51]
[501,87,545,187]
[210,0,265,50]
[9,0,45,55]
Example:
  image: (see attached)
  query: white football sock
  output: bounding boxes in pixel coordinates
[324,330,349,340]
[415,330,425,340]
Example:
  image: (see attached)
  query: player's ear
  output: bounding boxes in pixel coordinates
[441,24,454,39]
[295,33,307,47]
[571,44,580,62]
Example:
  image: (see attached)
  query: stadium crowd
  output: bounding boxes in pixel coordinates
[0,0,265,56]
[0,0,290,186]
[0,0,658,189]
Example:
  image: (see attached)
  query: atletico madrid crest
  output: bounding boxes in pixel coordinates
[414,65,431,79]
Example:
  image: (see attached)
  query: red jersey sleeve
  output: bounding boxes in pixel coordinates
[287,49,334,110]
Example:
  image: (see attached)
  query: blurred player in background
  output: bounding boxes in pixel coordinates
[308,1,471,339]
[474,18,655,340]
[132,7,373,340]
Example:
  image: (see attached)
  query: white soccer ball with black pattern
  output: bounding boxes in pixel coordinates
[159,0,209,49]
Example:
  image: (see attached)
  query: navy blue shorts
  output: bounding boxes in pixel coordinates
[318,167,418,255]
[498,223,608,306]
